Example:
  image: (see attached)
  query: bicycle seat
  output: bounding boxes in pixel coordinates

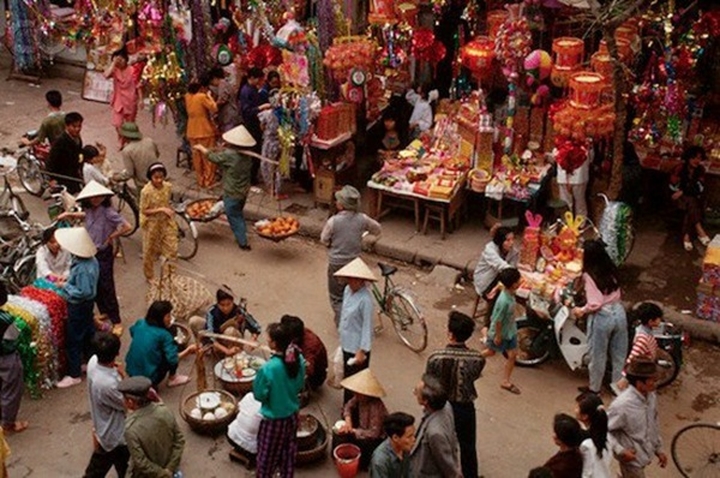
[378,262,397,277]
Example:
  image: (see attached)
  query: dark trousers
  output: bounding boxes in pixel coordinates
[96,246,121,324]
[66,300,96,378]
[342,350,370,404]
[680,196,703,238]
[83,444,130,478]
[0,352,24,427]
[451,401,478,478]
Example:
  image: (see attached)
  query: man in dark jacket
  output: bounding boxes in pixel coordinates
[47,111,84,193]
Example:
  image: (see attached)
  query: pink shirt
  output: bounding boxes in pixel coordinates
[580,273,621,314]
[110,67,138,115]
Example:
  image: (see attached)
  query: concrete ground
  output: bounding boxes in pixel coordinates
[1,54,719,477]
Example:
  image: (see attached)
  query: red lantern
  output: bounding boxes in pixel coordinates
[461,36,496,81]
[598,38,632,62]
[569,72,607,110]
[551,37,584,87]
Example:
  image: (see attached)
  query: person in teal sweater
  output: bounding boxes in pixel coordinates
[481,267,522,395]
[253,322,306,478]
[125,301,196,389]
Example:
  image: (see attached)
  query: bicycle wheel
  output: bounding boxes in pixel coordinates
[672,422,720,477]
[514,319,552,366]
[386,290,427,352]
[115,191,139,236]
[656,348,680,389]
[13,254,36,291]
[174,212,198,260]
[16,154,44,197]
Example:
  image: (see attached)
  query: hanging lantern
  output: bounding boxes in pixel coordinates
[396,2,418,27]
[487,10,509,39]
[598,38,632,62]
[569,71,607,110]
[590,52,613,78]
[551,37,584,87]
[369,0,396,24]
[615,21,640,52]
[461,36,496,81]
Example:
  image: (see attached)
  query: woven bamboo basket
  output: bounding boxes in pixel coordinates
[180,390,238,435]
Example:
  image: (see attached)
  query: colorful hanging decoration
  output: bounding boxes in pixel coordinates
[411,28,446,64]
[461,36,496,82]
[8,0,41,72]
[599,199,634,266]
[551,37,584,87]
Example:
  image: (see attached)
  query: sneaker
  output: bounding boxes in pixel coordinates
[700,235,711,247]
[56,376,82,389]
[684,241,693,251]
[167,375,190,388]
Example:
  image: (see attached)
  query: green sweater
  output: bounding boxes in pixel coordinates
[125,319,178,385]
[125,402,184,477]
[253,354,306,419]
[207,148,253,200]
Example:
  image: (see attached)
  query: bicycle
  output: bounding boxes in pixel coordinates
[0,154,29,220]
[671,421,720,477]
[0,209,47,293]
[110,178,140,237]
[371,262,427,352]
[15,131,51,197]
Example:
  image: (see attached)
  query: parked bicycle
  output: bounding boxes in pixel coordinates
[371,262,427,352]
[671,421,720,477]
[15,131,51,197]
[0,155,29,220]
[110,178,140,237]
[0,209,47,293]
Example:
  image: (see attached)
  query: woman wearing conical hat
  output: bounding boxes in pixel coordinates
[335,368,389,470]
[334,258,378,405]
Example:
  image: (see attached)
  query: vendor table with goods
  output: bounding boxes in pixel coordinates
[367,147,469,239]
[482,163,553,228]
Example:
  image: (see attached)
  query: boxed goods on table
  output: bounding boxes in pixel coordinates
[315,103,356,141]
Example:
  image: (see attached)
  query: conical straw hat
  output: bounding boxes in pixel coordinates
[222,124,257,148]
[333,258,377,282]
[340,368,386,398]
[76,180,114,201]
[55,227,97,258]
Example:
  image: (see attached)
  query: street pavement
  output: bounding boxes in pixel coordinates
[1,54,719,477]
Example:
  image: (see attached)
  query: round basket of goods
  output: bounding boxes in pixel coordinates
[214,353,266,396]
[169,322,192,353]
[469,169,491,192]
[181,390,238,435]
[254,216,300,242]
[185,198,224,222]
[296,414,328,465]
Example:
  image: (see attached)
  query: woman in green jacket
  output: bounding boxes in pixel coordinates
[125,301,195,388]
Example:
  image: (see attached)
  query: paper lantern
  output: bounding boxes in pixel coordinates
[461,36,496,81]
[487,10,509,39]
[591,52,613,78]
[551,37,584,87]
[396,2,418,27]
[598,38,632,61]
[615,22,640,51]
[369,0,396,24]
[569,72,607,110]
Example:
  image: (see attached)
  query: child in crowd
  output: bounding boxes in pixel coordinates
[189,287,262,357]
[81,144,111,186]
[139,162,178,281]
[405,83,438,140]
[380,109,402,152]
[482,267,522,394]
[576,393,612,478]
[543,413,583,478]
[617,302,662,391]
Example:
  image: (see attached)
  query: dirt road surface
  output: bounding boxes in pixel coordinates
[0,63,718,477]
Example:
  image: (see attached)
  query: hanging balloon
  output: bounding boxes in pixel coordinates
[524,50,552,84]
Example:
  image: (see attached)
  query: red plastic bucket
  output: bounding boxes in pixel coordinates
[333,443,361,478]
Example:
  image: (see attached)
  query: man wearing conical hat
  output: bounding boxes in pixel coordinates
[336,368,389,470]
[194,125,256,251]
[321,185,381,326]
[334,258,378,405]
[54,227,100,389]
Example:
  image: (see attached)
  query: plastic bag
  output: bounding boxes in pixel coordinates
[327,346,344,389]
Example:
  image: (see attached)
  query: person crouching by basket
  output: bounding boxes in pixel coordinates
[55,227,100,389]
[227,392,264,469]
[335,258,377,405]
[64,181,132,327]
[189,286,262,356]
[118,376,185,477]
[140,162,178,282]
[253,322,306,478]
[335,368,389,470]
[193,124,255,251]
[125,301,196,389]
[281,315,327,392]
[321,186,382,327]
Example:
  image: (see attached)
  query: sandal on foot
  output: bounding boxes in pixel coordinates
[167,375,190,387]
[684,241,693,251]
[501,383,521,395]
[5,421,28,433]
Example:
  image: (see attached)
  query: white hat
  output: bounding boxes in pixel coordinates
[55,227,97,258]
[222,125,257,148]
[340,369,386,398]
[76,180,114,201]
[333,258,377,282]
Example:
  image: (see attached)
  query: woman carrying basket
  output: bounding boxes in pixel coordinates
[140,162,178,281]
[193,125,255,251]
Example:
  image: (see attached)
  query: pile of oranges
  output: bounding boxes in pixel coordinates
[256,216,300,238]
